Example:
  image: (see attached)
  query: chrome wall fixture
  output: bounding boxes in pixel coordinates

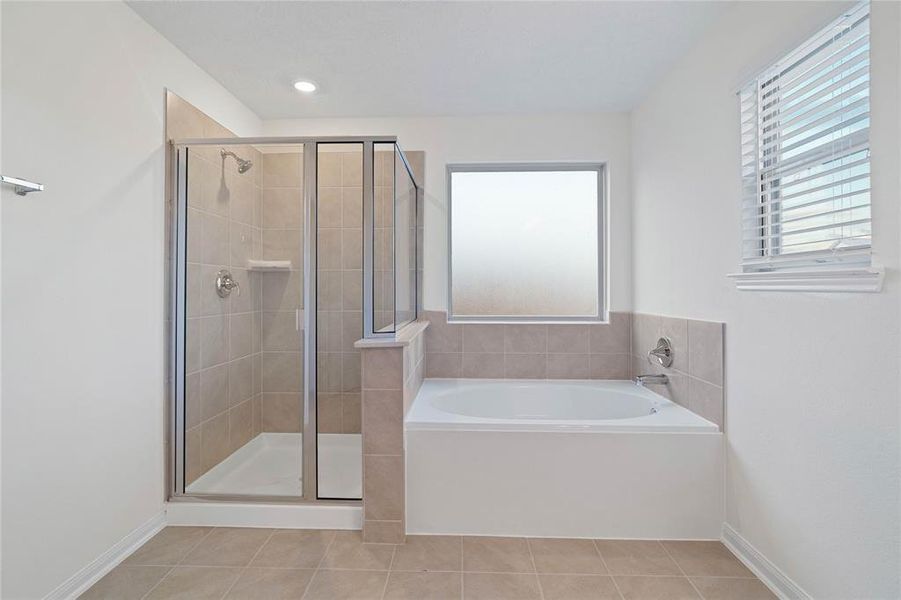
[648,337,674,368]
[220,148,254,173]
[1,175,44,196]
[215,269,240,298]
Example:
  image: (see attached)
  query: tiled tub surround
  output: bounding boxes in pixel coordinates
[183,135,264,485]
[402,325,426,417]
[316,149,365,434]
[423,310,632,380]
[423,310,724,430]
[83,526,773,600]
[359,322,428,543]
[631,313,725,429]
[259,151,305,434]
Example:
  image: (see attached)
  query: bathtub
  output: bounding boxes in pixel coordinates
[405,379,723,539]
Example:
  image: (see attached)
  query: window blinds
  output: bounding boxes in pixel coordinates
[739,1,870,272]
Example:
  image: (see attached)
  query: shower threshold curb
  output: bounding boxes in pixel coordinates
[166,499,362,530]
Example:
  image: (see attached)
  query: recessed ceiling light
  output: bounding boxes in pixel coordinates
[293,80,317,93]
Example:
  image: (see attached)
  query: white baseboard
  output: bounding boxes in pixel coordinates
[166,500,362,530]
[42,500,360,600]
[44,511,167,600]
[722,523,811,600]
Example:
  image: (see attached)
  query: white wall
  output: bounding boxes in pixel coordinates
[263,114,633,313]
[0,3,260,597]
[631,2,900,598]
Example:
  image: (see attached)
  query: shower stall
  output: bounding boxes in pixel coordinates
[168,137,421,503]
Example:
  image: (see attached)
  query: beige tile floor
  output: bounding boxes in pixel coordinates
[81,527,776,600]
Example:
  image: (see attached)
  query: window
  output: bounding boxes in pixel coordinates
[736,1,880,290]
[447,164,604,321]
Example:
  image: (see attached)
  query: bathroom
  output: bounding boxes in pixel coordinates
[1,1,898,599]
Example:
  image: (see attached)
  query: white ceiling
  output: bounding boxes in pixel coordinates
[129,1,725,119]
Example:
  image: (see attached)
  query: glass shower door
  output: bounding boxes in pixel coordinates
[371,142,419,334]
[315,143,363,499]
[394,146,418,329]
[172,135,418,503]
[174,142,305,499]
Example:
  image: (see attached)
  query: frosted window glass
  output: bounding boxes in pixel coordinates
[450,168,602,319]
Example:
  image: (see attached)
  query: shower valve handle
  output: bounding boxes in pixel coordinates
[216,269,240,298]
[647,337,673,368]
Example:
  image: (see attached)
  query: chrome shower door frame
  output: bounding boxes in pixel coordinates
[168,135,410,505]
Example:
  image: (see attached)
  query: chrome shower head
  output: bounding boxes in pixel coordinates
[220,149,253,173]
[236,158,253,173]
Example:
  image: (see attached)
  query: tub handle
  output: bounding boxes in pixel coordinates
[647,337,673,368]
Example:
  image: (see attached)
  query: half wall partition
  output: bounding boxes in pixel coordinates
[168,136,421,504]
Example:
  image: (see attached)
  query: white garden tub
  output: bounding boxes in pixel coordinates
[406,379,723,539]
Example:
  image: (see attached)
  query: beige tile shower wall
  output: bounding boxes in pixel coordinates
[171,93,263,485]
[260,151,304,434]
[423,311,632,380]
[317,151,363,434]
[631,313,724,430]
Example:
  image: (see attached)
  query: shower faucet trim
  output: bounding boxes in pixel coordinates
[220,148,254,173]
[633,374,669,386]
[216,269,240,298]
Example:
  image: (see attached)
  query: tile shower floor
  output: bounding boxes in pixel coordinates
[81,528,776,599]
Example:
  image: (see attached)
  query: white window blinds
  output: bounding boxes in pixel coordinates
[739,1,870,272]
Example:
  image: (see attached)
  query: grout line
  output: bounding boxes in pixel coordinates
[300,529,340,600]
[217,528,278,600]
[186,395,257,432]
[176,527,218,566]
[659,541,705,600]
[137,527,216,600]
[378,544,398,599]
[460,537,465,600]
[592,539,625,600]
[136,566,176,600]
[627,352,723,390]
[524,539,545,600]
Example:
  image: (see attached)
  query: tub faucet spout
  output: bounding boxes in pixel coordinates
[633,374,668,386]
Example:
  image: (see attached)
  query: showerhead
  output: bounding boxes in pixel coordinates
[220,149,254,173]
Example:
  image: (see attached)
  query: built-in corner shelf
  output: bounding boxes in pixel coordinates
[247,259,292,272]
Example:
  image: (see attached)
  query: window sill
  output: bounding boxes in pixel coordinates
[727,265,884,293]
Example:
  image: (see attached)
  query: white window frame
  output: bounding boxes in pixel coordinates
[446,163,607,323]
[729,1,883,292]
